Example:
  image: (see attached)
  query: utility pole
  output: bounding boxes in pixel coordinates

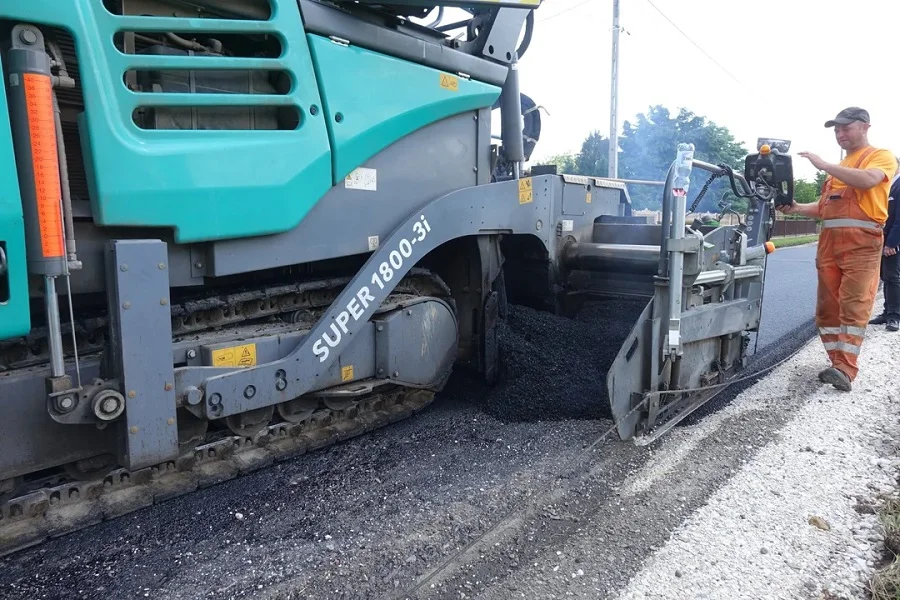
[608,0,620,179]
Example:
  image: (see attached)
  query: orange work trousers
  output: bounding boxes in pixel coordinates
[816,227,883,379]
[816,172,885,380]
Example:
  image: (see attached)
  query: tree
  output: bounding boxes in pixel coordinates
[574,131,609,177]
[793,179,819,204]
[541,106,828,217]
[543,152,577,174]
[540,133,610,178]
[815,171,827,195]
[781,174,825,219]
[617,106,748,211]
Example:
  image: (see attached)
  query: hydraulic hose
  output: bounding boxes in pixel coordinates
[426,6,445,28]
[490,91,541,163]
[516,11,534,59]
[51,91,76,262]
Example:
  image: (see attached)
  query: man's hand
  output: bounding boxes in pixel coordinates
[799,150,886,189]
[885,246,898,257]
[798,151,829,171]
[776,200,820,218]
[775,201,799,215]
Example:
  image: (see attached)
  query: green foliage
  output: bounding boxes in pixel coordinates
[793,178,819,204]
[618,106,748,211]
[543,152,577,174]
[540,132,610,178]
[792,172,827,204]
[538,106,759,213]
[770,234,818,248]
[574,131,609,177]
[815,171,827,194]
[535,105,843,227]
[788,172,826,215]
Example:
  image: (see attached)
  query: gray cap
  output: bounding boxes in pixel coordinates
[824,107,870,127]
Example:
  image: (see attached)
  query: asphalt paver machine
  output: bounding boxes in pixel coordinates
[0,0,792,554]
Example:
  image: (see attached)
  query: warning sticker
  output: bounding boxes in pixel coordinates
[586,191,592,204]
[518,177,533,204]
[345,167,377,191]
[23,73,64,259]
[211,343,257,368]
[439,73,459,92]
[341,365,354,382]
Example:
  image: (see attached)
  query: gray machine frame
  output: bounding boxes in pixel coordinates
[60,156,773,469]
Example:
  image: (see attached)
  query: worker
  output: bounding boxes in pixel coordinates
[869,156,900,331]
[776,107,897,391]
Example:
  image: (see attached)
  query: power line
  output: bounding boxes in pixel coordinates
[644,0,744,86]
[537,0,742,91]
[536,0,594,23]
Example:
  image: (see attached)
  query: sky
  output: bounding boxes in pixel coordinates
[461,0,900,182]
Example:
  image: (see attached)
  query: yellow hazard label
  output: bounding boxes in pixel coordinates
[586,191,592,204]
[211,343,257,368]
[439,73,459,92]
[518,177,533,204]
[341,365,354,382]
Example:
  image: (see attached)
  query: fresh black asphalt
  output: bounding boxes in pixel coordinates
[0,244,822,600]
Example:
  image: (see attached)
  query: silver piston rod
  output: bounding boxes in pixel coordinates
[563,242,661,275]
[44,277,65,377]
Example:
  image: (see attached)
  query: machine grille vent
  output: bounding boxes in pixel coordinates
[111,6,302,132]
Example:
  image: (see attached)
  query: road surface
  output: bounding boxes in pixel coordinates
[753,242,819,351]
[0,245,823,600]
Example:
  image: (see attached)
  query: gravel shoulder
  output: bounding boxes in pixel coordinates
[613,310,900,600]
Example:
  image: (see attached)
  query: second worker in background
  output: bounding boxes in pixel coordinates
[777,107,897,391]
[869,159,900,332]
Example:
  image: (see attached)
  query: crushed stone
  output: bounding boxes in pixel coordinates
[614,317,900,600]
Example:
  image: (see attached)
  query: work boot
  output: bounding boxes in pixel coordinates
[818,367,852,392]
[869,313,888,325]
[888,317,899,332]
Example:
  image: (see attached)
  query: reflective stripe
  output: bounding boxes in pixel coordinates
[823,341,861,355]
[843,325,867,337]
[819,325,867,337]
[822,218,882,230]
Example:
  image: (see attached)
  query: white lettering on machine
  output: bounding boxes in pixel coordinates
[312,215,432,362]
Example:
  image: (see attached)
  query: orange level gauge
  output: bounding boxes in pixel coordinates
[22,72,64,259]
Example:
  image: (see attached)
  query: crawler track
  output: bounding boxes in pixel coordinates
[0,269,452,372]
[0,386,435,558]
[0,269,453,558]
